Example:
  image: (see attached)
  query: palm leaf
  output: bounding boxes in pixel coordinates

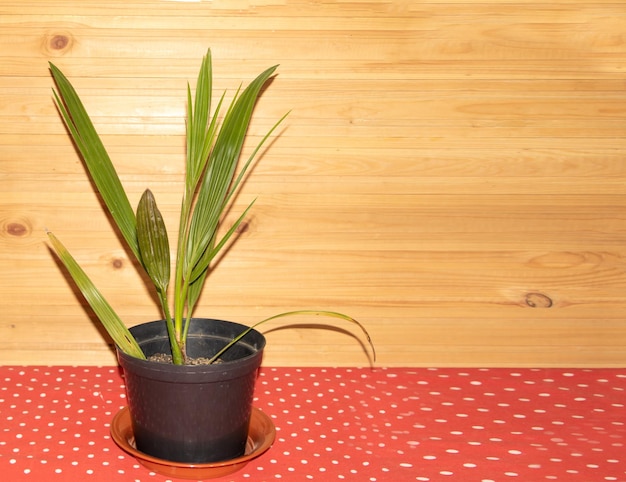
[207,310,376,364]
[47,231,145,359]
[186,51,221,194]
[188,199,255,285]
[184,65,278,277]
[49,63,139,261]
[136,189,170,295]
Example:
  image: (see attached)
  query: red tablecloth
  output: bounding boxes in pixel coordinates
[1,366,625,481]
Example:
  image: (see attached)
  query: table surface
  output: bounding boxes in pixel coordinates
[1,366,625,481]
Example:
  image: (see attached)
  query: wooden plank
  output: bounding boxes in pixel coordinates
[2,0,626,366]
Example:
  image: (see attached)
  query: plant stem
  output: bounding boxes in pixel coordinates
[158,290,184,364]
[173,191,194,359]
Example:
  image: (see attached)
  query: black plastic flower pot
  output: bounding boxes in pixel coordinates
[116,318,266,463]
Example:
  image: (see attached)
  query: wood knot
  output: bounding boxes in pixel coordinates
[6,222,28,237]
[111,258,124,270]
[43,32,73,55]
[50,35,69,50]
[2,218,32,238]
[525,292,553,308]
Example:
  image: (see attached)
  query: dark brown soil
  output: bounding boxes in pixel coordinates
[147,353,222,365]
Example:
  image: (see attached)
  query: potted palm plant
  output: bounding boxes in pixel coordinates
[46,49,374,476]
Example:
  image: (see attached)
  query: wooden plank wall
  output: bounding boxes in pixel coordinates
[1,1,625,366]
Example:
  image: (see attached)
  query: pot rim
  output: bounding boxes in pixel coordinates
[117,318,266,380]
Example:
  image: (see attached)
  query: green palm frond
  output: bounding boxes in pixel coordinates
[49,63,139,262]
[47,231,145,359]
[184,64,279,277]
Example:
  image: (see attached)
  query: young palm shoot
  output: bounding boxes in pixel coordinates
[47,50,374,365]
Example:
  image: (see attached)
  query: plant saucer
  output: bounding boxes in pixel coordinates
[110,406,276,479]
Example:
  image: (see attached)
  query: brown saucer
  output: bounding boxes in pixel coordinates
[110,406,276,479]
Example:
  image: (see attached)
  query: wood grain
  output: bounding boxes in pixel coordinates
[1,0,626,366]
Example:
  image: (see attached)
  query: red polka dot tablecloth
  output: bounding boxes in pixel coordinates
[1,366,625,481]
